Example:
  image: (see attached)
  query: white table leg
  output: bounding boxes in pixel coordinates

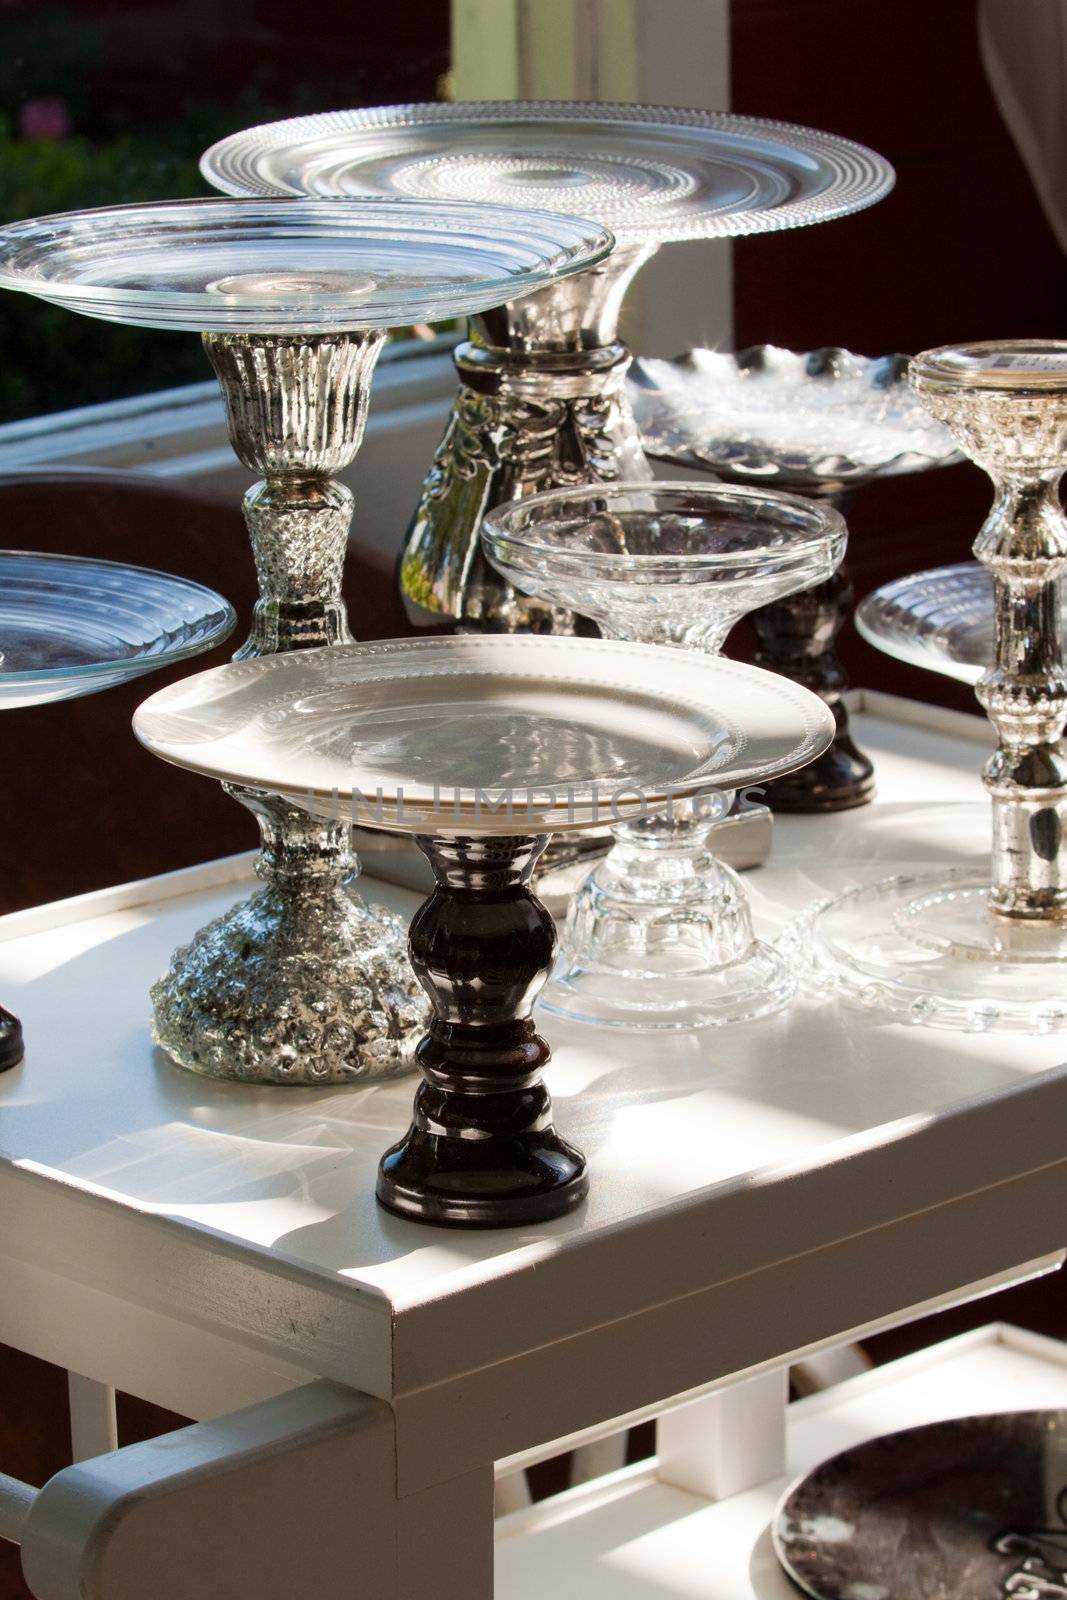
[66,1373,117,1462]
[657,1368,787,1500]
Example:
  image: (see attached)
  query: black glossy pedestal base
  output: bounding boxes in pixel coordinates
[0,1003,25,1071]
[752,562,875,814]
[377,834,588,1228]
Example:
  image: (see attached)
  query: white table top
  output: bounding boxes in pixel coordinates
[0,695,1064,1435]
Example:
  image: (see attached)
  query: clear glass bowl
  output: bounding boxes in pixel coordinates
[0,550,235,708]
[0,197,614,332]
[482,481,842,1029]
[200,101,894,243]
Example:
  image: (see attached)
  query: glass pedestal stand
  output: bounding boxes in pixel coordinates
[483,482,842,1031]
[800,340,1067,1033]
[201,101,893,635]
[0,195,613,1082]
[630,346,959,811]
[134,633,835,1225]
[151,329,429,1083]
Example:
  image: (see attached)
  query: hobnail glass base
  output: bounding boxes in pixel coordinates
[795,865,1067,1034]
[539,842,796,1031]
[152,880,425,1085]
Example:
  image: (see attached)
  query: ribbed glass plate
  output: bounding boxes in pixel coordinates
[856,562,993,685]
[0,197,613,331]
[201,102,894,244]
[0,551,235,707]
[133,636,833,836]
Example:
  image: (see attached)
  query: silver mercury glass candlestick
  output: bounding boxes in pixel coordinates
[0,195,614,1082]
[916,342,1067,921]
[795,340,1067,1033]
[201,101,894,634]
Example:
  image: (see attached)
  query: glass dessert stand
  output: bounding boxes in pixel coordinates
[202,101,893,633]
[794,339,1067,1033]
[0,548,235,1069]
[482,482,842,1030]
[0,196,613,1085]
[133,633,834,1225]
[630,345,959,811]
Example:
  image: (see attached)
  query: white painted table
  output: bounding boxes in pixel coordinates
[1,694,1065,1599]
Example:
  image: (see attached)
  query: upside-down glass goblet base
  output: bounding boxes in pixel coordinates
[540,798,795,1029]
[796,865,1067,1034]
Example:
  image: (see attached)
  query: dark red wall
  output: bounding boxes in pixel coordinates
[731,0,1067,712]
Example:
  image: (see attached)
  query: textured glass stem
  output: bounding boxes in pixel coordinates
[399,246,657,630]
[203,329,388,898]
[973,477,1067,917]
[203,330,386,657]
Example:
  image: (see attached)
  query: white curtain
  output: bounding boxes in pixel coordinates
[980,0,1067,255]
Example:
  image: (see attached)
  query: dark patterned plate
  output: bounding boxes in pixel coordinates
[774,1412,1067,1600]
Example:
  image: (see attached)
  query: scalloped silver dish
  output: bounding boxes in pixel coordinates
[201,101,894,244]
[630,345,959,488]
[133,635,833,837]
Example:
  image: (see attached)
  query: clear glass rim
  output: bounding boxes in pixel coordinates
[911,338,1067,394]
[200,99,895,243]
[0,549,235,684]
[0,195,614,326]
[481,479,847,572]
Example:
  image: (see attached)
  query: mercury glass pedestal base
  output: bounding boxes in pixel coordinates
[541,799,795,1030]
[799,865,1067,1033]
[152,789,423,1085]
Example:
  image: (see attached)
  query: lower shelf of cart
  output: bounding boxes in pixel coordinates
[495,1322,1067,1599]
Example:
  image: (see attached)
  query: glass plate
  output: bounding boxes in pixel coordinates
[0,550,235,708]
[775,1410,1067,1600]
[0,197,613,332]
[855,562,993,684]
[630,346,959,487]
[200,102,894,244]
[133,635,833,836]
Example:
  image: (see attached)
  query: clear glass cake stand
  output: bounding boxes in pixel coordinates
[134,633,834,1226]
[630,345,960,812]
[482,481,842,1030]
[0,548,235,1071]
[202,102,893,634]
[796,339,1067,1033]
[0,196,613,1085]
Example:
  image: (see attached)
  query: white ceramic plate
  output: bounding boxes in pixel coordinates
[133,636,833,836]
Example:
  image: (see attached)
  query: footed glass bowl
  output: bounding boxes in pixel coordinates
[483,481,841,1030]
